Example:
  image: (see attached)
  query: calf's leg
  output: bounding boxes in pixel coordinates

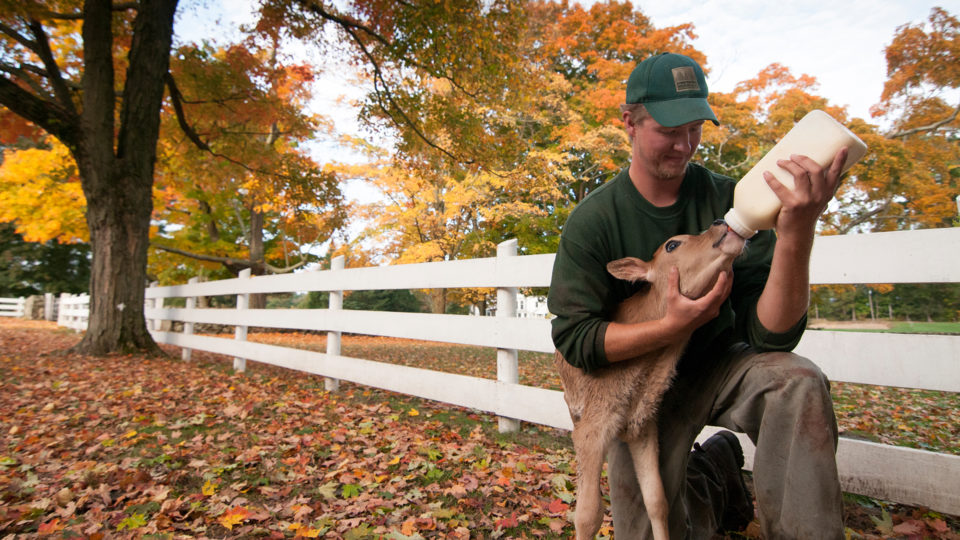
[572,423,607,540]
[629,422,669,540]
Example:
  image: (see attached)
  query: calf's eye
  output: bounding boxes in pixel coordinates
[665,240,681,253]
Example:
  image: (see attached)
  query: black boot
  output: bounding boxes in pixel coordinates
[690,430,754,533]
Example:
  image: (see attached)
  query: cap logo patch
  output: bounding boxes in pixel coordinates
[672,66,700,92]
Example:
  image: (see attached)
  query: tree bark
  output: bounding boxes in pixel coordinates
[428,289,447,314]
[78,186,159,354]
[67,0,179,355]
[248,208,267,309]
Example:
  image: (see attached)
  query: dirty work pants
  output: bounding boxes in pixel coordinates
[607,346,844,539]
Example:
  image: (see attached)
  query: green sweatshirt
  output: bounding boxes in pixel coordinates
[547,164,806,372]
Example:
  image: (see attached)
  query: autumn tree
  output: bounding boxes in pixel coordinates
[0,0,182,354]
[528,1,705,199]
[251,0,545,311]
[336,1,712,311]
[0,0,357,346]
[852,6,960,232]
[150,36,346,292]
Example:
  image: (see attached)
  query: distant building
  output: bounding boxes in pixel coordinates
[469,293,552,319]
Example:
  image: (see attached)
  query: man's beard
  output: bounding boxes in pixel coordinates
[652,159,689,180]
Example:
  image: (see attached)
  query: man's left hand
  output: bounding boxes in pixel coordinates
[764,147,848,240]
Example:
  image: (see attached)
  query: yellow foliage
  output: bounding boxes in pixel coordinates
[0,140,87,243]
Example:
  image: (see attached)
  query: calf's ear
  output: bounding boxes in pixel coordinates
[606,257,652,283]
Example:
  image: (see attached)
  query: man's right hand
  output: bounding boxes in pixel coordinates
[661,266,732,338]
[603,267,731,364]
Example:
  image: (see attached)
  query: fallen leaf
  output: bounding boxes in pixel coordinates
[202,479,217,496]
[927,517,949,533]
[892,519,925,536]
[401,518,418,535]
[37,518,63,535]
[871,507,894,535]
[219,506,252,530]
[546,498,569,515]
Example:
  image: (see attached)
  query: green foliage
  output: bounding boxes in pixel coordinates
[811,283,960,323]
[344,289,426,313]
[0,222,89,296]
[301,290,330,309]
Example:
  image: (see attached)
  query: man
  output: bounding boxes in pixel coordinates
[547,52,846,539]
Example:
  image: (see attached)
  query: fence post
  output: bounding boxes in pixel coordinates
[149,281,165,332]
[325,255,345,391]
[44,293,54,321]
[234,269,251,373]
[496,239,520,434]
[57,293,67,327]
[182,276,199,361]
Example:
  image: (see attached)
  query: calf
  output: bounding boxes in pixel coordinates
[556,221,746,540]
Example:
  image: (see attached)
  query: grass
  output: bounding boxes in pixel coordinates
[889,321,960,334]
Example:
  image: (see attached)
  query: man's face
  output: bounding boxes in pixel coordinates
[627,115,704,182]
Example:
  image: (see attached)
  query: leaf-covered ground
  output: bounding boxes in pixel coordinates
[1,319,958,539]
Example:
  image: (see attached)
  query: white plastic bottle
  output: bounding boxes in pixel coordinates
[723,110,868,238]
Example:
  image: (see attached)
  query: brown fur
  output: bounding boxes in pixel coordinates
[556,222,746,540]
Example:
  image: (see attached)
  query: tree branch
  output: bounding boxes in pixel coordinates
[165,72,211,151]
[44,2,139,20]
[0,76,79,149]
[293,0,481,155]
[166,72,331,183]
[836,203,891,235]
[0,21,39,52]
[0,61,55,100]
[27,19,78,115]
[337,16,469,165]
[293,0,473,94]
[888,102,960,139]
[151,242,308,274]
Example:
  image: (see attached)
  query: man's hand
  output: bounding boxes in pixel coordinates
[603,267,732,364]
[661,266,732,338]
[764,147,847,241]
[754,147,847,333]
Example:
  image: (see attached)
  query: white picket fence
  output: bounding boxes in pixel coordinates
[56,228,960,515]
[57,293,90,331]
[0,297,26,317]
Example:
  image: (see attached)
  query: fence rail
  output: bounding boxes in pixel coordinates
[56,228,960,514]
[0,297,26,318]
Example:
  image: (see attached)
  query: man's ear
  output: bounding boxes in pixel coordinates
[607,257,652,283]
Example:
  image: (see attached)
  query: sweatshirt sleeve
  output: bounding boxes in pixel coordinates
[731,229,807,351]
[547,234,615,373]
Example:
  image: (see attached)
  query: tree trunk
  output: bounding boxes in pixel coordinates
[428,289,447,314]
[249,208,267,309]
[0,1,178,354]
[75,182,161,355]
[69,0,179,355]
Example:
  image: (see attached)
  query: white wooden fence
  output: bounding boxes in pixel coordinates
[57,293,89,331]
[56,229,960,515]
[0,297,26,317]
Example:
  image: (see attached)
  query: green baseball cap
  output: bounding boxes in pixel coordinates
[626,52,719,127]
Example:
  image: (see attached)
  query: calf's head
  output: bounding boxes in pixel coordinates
[606,221,746,300]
